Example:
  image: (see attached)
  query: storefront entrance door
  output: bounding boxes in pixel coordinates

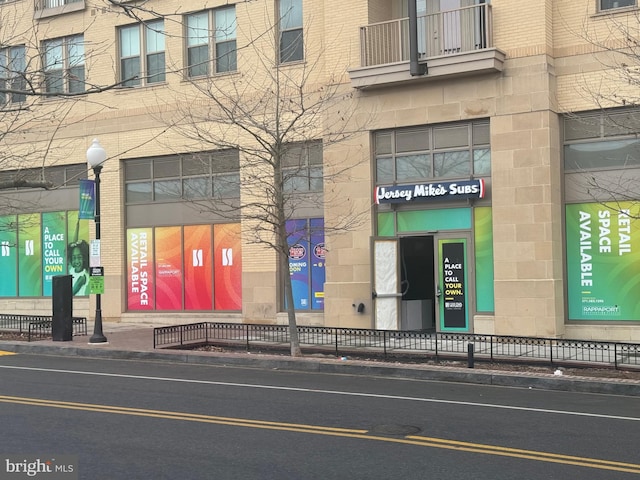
[436,234,472,332]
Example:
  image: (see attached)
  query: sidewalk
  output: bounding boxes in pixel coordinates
[1,322,640,397]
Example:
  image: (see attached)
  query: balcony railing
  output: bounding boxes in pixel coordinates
[35,0,84,16]
[359,3,493,67]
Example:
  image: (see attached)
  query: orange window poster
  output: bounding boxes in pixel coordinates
[214,223,242,310]
[155,226,183,310]
[184,225,213,310]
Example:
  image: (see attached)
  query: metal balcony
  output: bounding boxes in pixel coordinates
[349,3,505,89]
[35,0,85,19]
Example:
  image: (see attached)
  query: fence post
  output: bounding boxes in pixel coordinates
[180,325,184,347]
[549,338,553,366]
[467,343,475,368]
[614,343,618,370]
[490,335,494,362]
[383,330,387,359]
[245,324,250,352]
[335,328,339,358]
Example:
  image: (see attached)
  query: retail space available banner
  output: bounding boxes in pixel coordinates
[126,223,242,311]
[566,202,640,321]
[0,211,89,297]
[286,218,325,310]
[127,228,154,310]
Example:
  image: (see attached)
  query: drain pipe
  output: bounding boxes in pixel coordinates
[409,0,427,76]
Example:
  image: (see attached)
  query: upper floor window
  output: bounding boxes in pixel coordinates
[600,0,635,10]
[0,163,87,189]
[278,0,303,63]
[186,6,237,78]
[0,45,26,104]
[375,121,490,184]
[282,141,323,192]
[124,150,240,204]
[119,20,165,87]
[43,35,85,94]
[564,109,640,171]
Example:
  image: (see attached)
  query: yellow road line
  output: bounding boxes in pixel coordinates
[1,394,639,474]
[405,436,640,474]
[0,351,16,356]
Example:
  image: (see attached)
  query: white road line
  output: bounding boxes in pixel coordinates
[0,364,638,422]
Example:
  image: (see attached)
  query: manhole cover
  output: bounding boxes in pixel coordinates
[368,424,421,436]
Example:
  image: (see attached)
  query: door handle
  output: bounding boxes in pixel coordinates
[436,285,442,298]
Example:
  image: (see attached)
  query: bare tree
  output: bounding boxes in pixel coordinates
[155,10,369,356]
[562,7,640,215]
[0,2,137,198]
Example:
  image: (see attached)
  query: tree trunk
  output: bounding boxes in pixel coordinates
[280,245,302,356]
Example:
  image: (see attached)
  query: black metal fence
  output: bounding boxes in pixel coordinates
[153,322,640,370]
[0,314,88,341]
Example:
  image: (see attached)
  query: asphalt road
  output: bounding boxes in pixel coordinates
[0,353,639,479]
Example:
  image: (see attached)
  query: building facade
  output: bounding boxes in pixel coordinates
[1,0,640,342]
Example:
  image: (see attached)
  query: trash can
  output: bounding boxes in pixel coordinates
[52,275,73,341]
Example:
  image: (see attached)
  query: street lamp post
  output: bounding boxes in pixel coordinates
[87,138,108,344]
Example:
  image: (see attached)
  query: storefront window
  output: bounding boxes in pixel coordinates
[124,150,240,204]
[0,211,90,297]
[375,120,490,184]
[126,223,242,311]
[564,109,640,323]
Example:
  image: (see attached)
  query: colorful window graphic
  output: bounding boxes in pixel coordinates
[127,228,155,310]
[0,211,89,297]
[155,227,183,310]
[126,223,241,311]
[566,202,640,322]
[0,216,17,296]
[184,225,213,310]
[474,207,494,313]
[214,223,242,310]
[286,218,325,310]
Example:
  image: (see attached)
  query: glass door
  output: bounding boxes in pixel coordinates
[435,234,473,332]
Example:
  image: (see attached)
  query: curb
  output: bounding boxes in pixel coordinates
[2,341,640,397]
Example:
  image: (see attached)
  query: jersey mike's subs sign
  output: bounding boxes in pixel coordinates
[374,179,485,204]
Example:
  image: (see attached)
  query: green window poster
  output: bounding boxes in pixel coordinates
[42,212,67,296]
[0,211,86,298]
[18,213,43,296]
[67,210,89,246]
[0,215,18,296]
[474,207,494,312]
[566,202,640,321]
